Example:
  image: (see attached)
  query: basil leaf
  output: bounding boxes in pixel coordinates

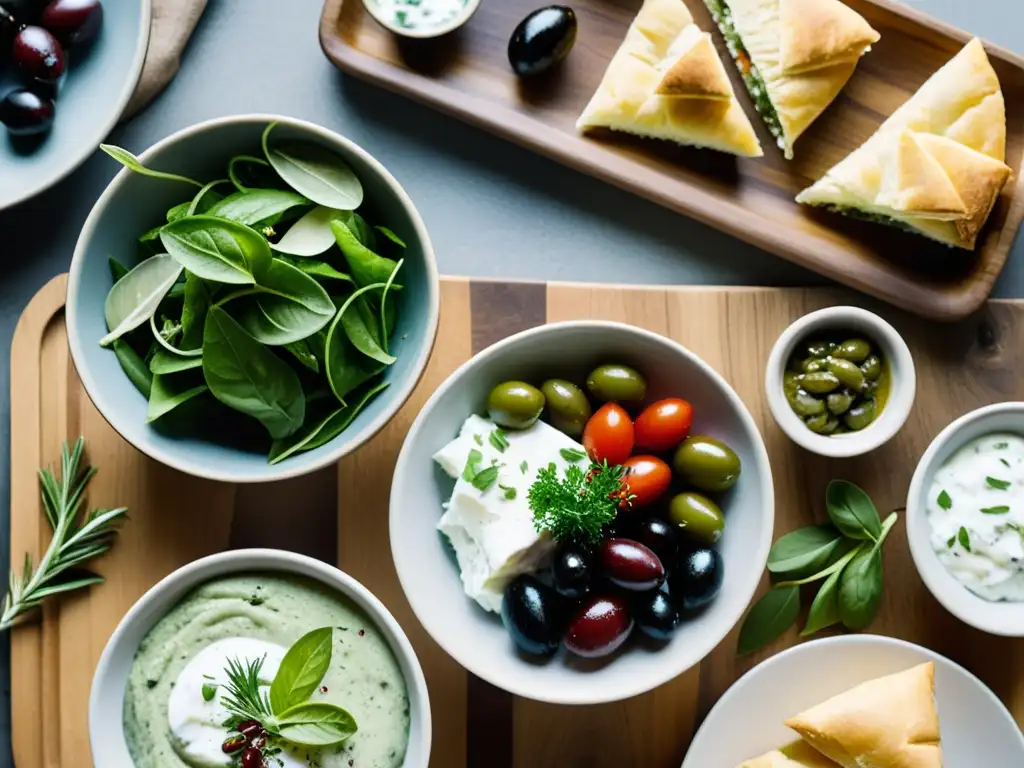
[276,701,358,747]
[150,349,203,374]
[269,627,333,715]
[376,225,407,248]
[161,216,272,285]
[263,125,363,210]
[146,373,208,423]
[826,480,882,541]
[331,219,403,289]
[100,254,184,347]
[180,273,212,351]
[801,567,841,636]
[766,525,848,581]
[838,546,883,630]
[202,307,305,439]
[272,205,343,256]
[186,179,229,217]
[112,339,152,398]
[100,144,203,187]
[283,257,353,284]
[736,586,800,655]
[937,490,952,510]
[209,189,310,227]
[230,259,335,346]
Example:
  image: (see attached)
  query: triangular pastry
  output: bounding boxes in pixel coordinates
[703,0,879,158]
[796,38,1012,249]
[577,0,762,157]
[784,662,943,768]
[739,740,842,767]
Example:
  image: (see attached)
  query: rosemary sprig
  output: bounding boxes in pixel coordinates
[222,655,276,728]
[0,438,127,632]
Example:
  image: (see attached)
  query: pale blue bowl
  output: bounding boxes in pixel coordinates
[0,0,150,209]
[67,115,440,483]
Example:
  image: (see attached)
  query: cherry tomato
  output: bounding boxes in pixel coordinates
[621,455,671,507]
[634,398,694,452]
[582,403,634,465]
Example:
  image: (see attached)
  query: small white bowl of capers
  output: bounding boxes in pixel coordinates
[765,307,916,458]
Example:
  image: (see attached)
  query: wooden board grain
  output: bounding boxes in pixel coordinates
[318,0,1024,321]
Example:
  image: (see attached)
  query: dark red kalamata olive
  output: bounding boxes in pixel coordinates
[553,543,593,600]
[12,25,65,82]
[671,547,723,612]
[240,746,265,768]
[564,595,632,658]
[0,89,54,135]
[599,538,665,591]
[507,5,576,77]
[40,0,103,47]
[633,590,680,640]
[632,517,679,567]
[501,575,565,656]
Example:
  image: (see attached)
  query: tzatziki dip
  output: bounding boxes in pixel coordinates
[926,433,1024,601]
[370,0,468,32]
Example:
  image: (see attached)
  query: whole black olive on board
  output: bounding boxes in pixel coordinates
[508,5,577,77]
[671,547,723,612]
[0,88,54,135]
[633,590,680,640]
[501,575,565,656]
[553,542,593,599]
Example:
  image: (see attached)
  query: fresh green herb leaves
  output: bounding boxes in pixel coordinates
[100,144,203,187]
[489,429,510,453]
[559,447,588,463]
[958,526,971,552]
[499,484,517,500]
[263,123,363,210]
[986,476,1012,490]
[737,481,898,655]
[981,506,1010,515]
[472,466,500,492]
[201,683,217,702]
[529,461,625,545]
[160,215,271,284]
[1001,458,1011,468]
[276,702,358,747]
[520,460,528,474]
[269,627,333,714]
[937,490,952,510]
[100,254,183,346]
[994,442,1010,449]
[462,449,484,482]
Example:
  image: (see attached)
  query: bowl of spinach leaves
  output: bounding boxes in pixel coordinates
[67,115,439,482]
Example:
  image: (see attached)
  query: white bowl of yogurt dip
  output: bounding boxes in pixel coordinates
[362,0,482,39]
[907,403,1024,637]
[89,549,430,767]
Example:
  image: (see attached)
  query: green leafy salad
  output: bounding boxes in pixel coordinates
[99,123,406,464]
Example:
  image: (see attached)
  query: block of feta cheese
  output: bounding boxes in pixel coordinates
[433,414,587,613]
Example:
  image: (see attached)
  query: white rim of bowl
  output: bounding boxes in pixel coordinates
[88,548,432,765]
[764,306,916,458]
[906,401,1024,637]
[683,634,1024,766]
[66,113,441,484]
[0,0,153,211]
[389,319,776,705]
[362,0,482,39]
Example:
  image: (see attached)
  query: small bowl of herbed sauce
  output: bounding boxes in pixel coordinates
[765,306,916,458]
[908,403,1024,637]
[363,0,481,39]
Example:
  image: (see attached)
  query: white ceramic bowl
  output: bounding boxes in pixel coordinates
[390,321,774,705]
[362,0,481,38]
[89,549,431,767]
[683,635,1024,767]
[765,306,916,458]
[907,403,1024,636]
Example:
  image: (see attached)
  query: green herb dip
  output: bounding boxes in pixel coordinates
[373,0,468,31]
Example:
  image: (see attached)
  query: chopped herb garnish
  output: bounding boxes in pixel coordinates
[489,429,510,453]
[981,506,1010,515]
[201,682,217,702]
[958,526,971,552]
[472,465,500,492]
[937,490,952,510]
[520,460,528,474]
[986,476,1011,490]
[559,447,588,463]
[1000,458,1011,468]
[462,449,483,481]
[946,534,956,549]
[994,442,1010,449]
[473,433,483,446]
[499,484,517,500]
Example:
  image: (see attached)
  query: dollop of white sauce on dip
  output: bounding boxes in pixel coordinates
[372,0,467,31]
[926,432,1024,601]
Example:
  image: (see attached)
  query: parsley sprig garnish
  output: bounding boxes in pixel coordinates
[528,461,631,545]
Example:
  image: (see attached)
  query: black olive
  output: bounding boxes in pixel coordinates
[553,542,593,599]
[501,575,565,656]
[632,517,679,567]
[671,547,723,612]
[0,89,54,135]
[508,5,577,77]
[633,590,680,640]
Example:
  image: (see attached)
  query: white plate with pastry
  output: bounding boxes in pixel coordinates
[682,635,1024,768]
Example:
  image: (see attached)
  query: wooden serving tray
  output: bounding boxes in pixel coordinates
[11,275,1024,767]
[318,0,1024,321]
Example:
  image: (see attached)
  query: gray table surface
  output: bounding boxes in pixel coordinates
[0,0,1020,763]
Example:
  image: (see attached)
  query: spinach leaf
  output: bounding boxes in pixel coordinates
[112,339,152,398]
[228,154,280,192]
[284,339,320,373]
[180,273,212,351]
[161,216,272,285]
[340,297,395,365]
[147,373,208,423]
[837,546,883,630]
[272,205,342,257]
[379,258,403,354]
[276,702,357,747]
[826,479,882,541]
[208,189,310,227]
[108,257,130,283]
[101,254,184,347]
[330,219,402,289]
[100,144,203,187]
[282,257,353,284]
[340,211,376,248]
[736,586,800,655]
[229,259,336,346]
[269,627,333,715]
[766,524,847,581]
[801,567,842,636]
[166,202,191,223]
[262,123,363,210]
[150,349,203,374]
[375,226,406,249]
[186,179,230,216]
[202,307,305,439]
[325,315,387,403]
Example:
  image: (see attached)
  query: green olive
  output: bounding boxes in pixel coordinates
[802,358,827,374]
[672,435,742,492]
[541,379,591,437]
[834,338,872,363]
[783,371,800,396]
[787,388,826,417]
[826,390,855,416]
[844,398,878,431]
[826,358,866,392]
[585,364,647,403]
[487,381,545,429]
[801,371,841,394]
[667,492,725,545]
[860,355,882,381]
[805,341,835,359]
[806,412,840,435]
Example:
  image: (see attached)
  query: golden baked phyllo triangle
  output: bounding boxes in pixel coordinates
[739,740,842,767]
[577,0,762,157]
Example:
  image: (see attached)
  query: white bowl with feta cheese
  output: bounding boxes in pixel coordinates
[390,321,774,704]
[907,402,1024,637]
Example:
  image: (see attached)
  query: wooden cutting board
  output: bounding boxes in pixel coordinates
[11,275,1024,767]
